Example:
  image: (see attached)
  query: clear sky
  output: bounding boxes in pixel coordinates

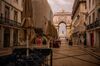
[47,0,74,14]
[59,23,66,37]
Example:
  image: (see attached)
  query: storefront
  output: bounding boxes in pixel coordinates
[90,32,94,47]
[86,19,100,48]
[71,31,79,45]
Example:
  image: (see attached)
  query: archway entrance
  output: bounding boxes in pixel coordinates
[58,21,67,41]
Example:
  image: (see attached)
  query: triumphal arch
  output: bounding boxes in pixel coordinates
[53,10,72,39]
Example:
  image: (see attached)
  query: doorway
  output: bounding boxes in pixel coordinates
[58,22,66,39]
[90,33,94,47]
[98,32,100,48]
[58,22,67,44]
[3,28,10,47]
[13,29,18,46]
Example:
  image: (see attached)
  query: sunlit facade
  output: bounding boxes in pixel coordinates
[0,0,23,56]
[53,10,72,39]
[0,0,23,48]
[86,0,100,48]
[72,0,87,45]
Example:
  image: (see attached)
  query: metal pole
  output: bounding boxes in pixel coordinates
[26,29,29,57]
[50,49,53,66]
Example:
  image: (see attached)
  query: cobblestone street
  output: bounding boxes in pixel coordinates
[51,42,100,66]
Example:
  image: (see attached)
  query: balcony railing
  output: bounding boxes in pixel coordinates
[0,16,21,28]
[87,20,100,30]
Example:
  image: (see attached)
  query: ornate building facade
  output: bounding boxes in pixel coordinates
[53,10,72,39]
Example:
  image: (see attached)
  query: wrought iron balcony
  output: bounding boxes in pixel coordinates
[87,20,100,30]
[0,16,21,28]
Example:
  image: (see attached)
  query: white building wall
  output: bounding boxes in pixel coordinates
[10,8,14,20]
[1,0,23,22]
[1,2,5,17]
[86,0,100,48]
[0,0,23,48]
[4,0,23,11]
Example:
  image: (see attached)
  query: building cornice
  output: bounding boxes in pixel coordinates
[54,12,72,16]
[2,0,22,12]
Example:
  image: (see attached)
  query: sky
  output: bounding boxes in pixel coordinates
[59,23,66,37]
[47,0,74,14]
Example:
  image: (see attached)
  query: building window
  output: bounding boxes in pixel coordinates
[89,15,91,24]
[98,9,100,20]
[3,28,10,47]
[14,10,18,21]
[89,0,91,9]
[92,12,95,22]
[5,5,10,19]
[14,0,18,4]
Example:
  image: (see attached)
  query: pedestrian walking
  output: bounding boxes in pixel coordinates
[83,32,87,48]
[49,39,53,48]
[42,36,47,45]
[80,36,84,45]
[36,36,42,47]
[69,39,73,47]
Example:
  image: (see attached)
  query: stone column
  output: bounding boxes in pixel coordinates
[18,29,20,46]
[0,27,4,48]
[10,28,14,47]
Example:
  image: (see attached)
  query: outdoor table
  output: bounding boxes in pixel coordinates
[33,48,53,66]
[0,47,53,66]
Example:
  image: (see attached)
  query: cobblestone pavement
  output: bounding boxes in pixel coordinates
[51,43,100,66]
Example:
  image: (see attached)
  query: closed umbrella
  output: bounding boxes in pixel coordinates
[23,0,33,18]
[22,0,33,27]
[22,0,34,56]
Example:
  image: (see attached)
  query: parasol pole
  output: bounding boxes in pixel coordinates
[26,28,29,57]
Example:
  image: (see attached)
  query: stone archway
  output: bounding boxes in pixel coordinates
[58,21,67,38]
[53,11,72,39]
